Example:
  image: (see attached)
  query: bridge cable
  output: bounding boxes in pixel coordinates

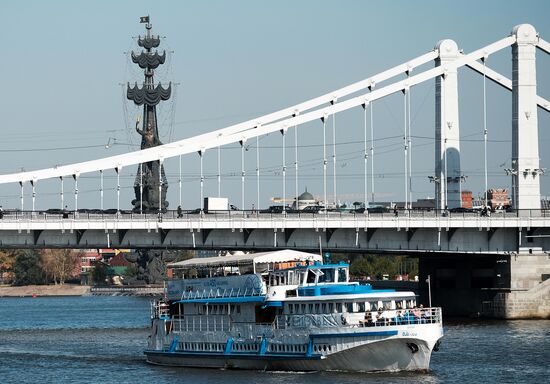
[31,180,36,212]
[139,164,143,214]
[363,102,368,209]
[60,176,64,211]
[482,56,488,208]
[117,167,121,213]
[332,100,337,207]
[370,100,375,203]
[282,127,286,213]
[294,113,299,204]
[158,160,162,214]
[100,170,104,211]
[74,175,78,213]
[20,181,24,212]
[217,146,221,198]
[256,135,260,211]
[179,154,183,208]
[443,75,448,209]
[200,151,204,212]
[408,73,413,209]
[403,88,408,210]
[241,142,245,211]
[322,115,327,211]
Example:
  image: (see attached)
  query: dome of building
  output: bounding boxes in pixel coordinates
[298,190,314,201]
[295,188,317,210]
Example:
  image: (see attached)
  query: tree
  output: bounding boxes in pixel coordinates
[348,254,419,280]
[41,249,80,285]
[12,250,45,286]
[350,258,374,278]
[0,249,17,284]
[173,250,195,263]
[91,260,110,285]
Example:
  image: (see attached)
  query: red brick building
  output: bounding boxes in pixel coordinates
[461,191,473,209]
[487,189,510,210]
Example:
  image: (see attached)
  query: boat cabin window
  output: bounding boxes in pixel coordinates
[306,270,317,284]
[287,271,295,285]
[317,268,335,283]
[379,301,392,310]
[337,267,347,282]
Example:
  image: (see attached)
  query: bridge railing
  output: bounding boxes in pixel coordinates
[1,208,550,222]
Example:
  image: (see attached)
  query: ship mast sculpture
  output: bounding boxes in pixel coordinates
[123,16,177,284]
[127,16,171,212]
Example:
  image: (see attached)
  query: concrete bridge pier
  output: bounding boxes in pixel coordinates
[488,249,550,318]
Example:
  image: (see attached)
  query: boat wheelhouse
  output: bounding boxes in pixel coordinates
[145,250,443,372]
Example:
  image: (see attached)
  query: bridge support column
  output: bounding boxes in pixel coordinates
[435,40,461,210]
[487,249,550,319]
[511,24,541,211]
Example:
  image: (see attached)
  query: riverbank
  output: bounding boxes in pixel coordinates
[0,284,90,297]
[0,284,164,297]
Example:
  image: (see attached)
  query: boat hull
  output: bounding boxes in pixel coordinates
[145,336,435,372]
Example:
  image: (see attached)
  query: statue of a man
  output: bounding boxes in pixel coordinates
[136,119,162,148]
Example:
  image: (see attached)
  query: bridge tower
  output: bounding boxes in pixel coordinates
[511,24,541,211]
[127,16,171,212]
[435,40,462,210]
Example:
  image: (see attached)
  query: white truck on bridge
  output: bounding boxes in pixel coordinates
[203,197,228,212]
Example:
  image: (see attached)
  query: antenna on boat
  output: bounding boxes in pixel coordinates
[426,275,432,307]
[318,235,323,264]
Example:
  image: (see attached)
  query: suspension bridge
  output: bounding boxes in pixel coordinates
[0,23,549,250]
[0,22,549,317]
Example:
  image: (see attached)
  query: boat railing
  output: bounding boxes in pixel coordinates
[170,315,275,336]
[274,307,442,329]
[179,286,264,301]
[231,322,275,338]
[151,299,170,319]
[170,314,232,333]
[357,307,442,327]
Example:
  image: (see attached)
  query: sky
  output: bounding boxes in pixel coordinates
[0,0,549,210]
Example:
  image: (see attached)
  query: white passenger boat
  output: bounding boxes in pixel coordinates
[145,250,443,372]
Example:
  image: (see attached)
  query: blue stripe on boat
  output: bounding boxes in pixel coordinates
[144,350,324,360]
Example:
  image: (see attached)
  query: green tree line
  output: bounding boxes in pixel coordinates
[330,253,418,280]
[0,249,81,286]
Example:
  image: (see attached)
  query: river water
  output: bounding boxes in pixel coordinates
[0,296,548,384]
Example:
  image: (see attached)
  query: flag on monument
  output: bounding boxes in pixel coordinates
[140,16,150,23]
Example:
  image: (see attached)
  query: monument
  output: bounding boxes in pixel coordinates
[127,16,171,212]
[124,16,175,284]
